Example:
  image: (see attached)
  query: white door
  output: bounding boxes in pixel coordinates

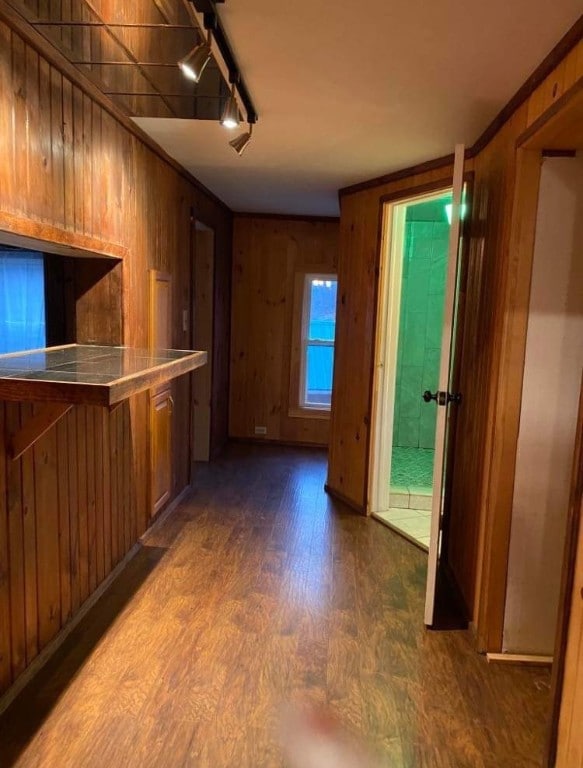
[424,144,466,625]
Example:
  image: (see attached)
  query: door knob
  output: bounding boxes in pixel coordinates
[422,390,463,406]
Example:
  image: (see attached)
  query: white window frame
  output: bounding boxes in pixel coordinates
[299,273,337,411]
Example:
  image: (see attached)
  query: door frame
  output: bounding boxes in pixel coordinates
[189,217,215,470]
[467,81,583,765]
[547,373,583,766]
[368,178,455,517]
[476,82,583,655]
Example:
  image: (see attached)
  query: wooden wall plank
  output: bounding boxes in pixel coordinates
[21,404,38,666]
[0,403,12,690]
[0,23,14,214]
[50,66,66,228]
[33,417,61,649]
[72,85,84,235]
[76,408,89,605]
[102,408,112,576]
[85,405,97,594]
[229,217,339,446]
[56,413,71,625]
[67,408,80,614]
[94,408,105,586]
[5,405,25,681]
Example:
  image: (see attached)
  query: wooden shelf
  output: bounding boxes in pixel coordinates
[0,344,207,459]
[0,344,207,407]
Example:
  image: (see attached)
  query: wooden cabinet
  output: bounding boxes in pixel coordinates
[149,387,173,516]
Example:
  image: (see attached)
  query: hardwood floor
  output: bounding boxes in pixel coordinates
[0,444,550,767]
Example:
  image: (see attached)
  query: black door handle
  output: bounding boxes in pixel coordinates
[423,390,463,406]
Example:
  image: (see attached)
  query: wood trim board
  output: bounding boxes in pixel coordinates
[0,212,128,261]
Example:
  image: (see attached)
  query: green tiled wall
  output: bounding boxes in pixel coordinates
[393,219,449,449]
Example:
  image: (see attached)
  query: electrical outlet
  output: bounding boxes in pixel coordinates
[254,426,267,436]
[182,309,188,333]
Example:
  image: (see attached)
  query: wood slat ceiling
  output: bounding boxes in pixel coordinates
[7,0,230,119]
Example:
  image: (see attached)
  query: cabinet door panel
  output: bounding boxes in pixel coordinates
[150,388,172,516]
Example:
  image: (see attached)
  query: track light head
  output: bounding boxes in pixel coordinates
[178,35,212,83]
[230,124,253,156]
[221,85,240,130]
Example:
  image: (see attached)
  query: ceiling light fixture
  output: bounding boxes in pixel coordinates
[229,123,253,156]
[178,31,212,83]
[221,84,240,129]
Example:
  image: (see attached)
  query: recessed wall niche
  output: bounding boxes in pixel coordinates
[0,243,123,351]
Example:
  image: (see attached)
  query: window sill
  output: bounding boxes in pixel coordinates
[288,406,331,421]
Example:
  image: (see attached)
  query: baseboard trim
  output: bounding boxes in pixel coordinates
[486,653,553,666]
[324,483,366,514]
[229,436,328,450]
[0,484,192,717]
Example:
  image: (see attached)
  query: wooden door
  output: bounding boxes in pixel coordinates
[424,144,466,626]
[149,270,172,516]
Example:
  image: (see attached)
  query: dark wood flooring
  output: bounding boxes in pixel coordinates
[0,444,551,767]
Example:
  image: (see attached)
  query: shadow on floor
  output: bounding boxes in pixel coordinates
[0,545,168,767]
[431,565,470,631]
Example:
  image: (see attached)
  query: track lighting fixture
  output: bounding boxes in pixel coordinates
[229,123,253,156]
[221,84,240,129]
[178,31,212,83]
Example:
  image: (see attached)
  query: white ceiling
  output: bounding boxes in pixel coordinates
[135,1,582,216]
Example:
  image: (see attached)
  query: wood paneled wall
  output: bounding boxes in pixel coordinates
[327,37,583,632]
[229,216,339,446]
[0,9,232,698]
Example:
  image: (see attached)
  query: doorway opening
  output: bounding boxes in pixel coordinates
[191,220,215,465]
[499,148,583,767]
[371,188,453,549]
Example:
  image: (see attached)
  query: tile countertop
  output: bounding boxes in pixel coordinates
[0,344,207,406]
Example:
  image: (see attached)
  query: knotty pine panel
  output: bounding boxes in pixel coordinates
[0,13,232,698]
[229,216,339,446]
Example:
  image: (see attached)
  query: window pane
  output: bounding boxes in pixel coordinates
[308,279,337,341]
[305,344,334,407]
[0,251,46,354]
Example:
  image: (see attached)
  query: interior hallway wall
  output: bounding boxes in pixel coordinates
[229,215,339,446]
[503,155,583,654]
[0,9,232,700]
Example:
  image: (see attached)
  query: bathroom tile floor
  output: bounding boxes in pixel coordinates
[375,507,432,550]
